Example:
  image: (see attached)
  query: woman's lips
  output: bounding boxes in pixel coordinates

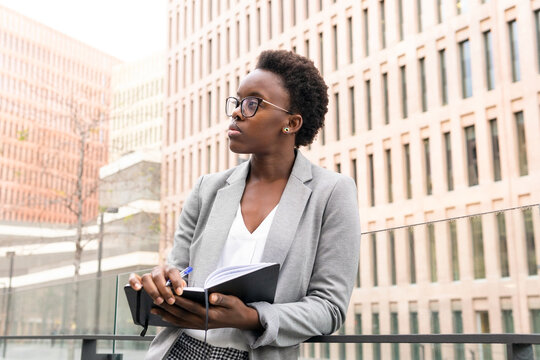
[228,123,241,137]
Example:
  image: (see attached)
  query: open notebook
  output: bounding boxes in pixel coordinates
[124,262,280,332]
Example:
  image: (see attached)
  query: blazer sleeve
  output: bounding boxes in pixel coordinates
[246,175,361,348]
[166,176,204,271]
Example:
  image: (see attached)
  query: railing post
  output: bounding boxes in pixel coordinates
[506,343,534,360]
[81,339,123,360]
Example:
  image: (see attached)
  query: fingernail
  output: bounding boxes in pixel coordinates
[167,297,175,304]
[211,294,219,303]
[155,297,163,305]
[176,288,183,295]
[150,309,157,315]
[134,283,141,290]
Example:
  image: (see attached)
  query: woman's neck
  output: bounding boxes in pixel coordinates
[248,150,296,182]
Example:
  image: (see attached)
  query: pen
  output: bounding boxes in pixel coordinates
[165,266,193,288]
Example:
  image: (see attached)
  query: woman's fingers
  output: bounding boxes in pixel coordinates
[165,266,187,296]
[151,267,176,305]
[128,273,142,290]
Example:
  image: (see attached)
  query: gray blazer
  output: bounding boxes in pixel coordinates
[145,151,361,359]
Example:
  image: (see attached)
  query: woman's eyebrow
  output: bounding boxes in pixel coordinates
[237,90,265,98]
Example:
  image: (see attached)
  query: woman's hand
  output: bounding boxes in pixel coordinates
[128,265,187,306]
[151,293,264,331]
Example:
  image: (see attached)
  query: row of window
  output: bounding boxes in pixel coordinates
[359,207,538,290]
[111,125,162,155]
[111,103,163,129]
[111,78,164,108]
[0,31,108,83]
[167,4,540,93]
[301,305,540,359]
[361,111,529,208]
[0,186,97,224]
[165,13,539,148]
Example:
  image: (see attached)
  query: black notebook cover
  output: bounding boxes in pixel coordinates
[124,263,279,329]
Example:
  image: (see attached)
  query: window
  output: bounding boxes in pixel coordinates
[339,326,346,360]
[453,310,465,359]
[371,233,378,286]
[389,230,397,285]
[372,312,381,360]
[459,39,473,98]
[256,8,261,45]
[355,313,363,359]
[404,143,412,199]
[444,132,454,190]
[535,10,540,73]
[334,92,340,140]
[349,86,356,135]
[508,20,521,82]
[470,216,486,279]
[437,0,445,23]
[390,311,399,359]
[428,223,437,282]
[476,311,493,359]
[439,49,448,105]
[207,90,212,127]
[385,149,393,203]
[465,125,479,186]
[423,138,432,195]
[305,38,310,59]
[410,311,420,360]
[351,158,358,187]
[347,17,354,63]
[502,309,515,333]
[400,65,408,118]
[332,25,338,70]
[489,119,502,181]
[398,0,404,40]
[366,80,372,130]
[408,227,417,283]
[320,343,330,359]
[523,208,538,276]
[380,0,386,48]
[496,213,510,277]
[246,15,250,52]
[449,221,460,280]
[304,0,309,19]
[457,0,469,15]
[531,309,540,357]
[291,0,296,26]
[382,73,389,124]
[318,32,324,75]
[267,0,272,39]
[419,57,427,111]
[368,154,375,206]
[515,111,528,176]
[363,9,369,57]
[483,30,495,90]
[279,0,284,33]
[416,0,423,32]
[431,311,442,360]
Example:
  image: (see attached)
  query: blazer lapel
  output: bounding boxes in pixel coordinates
[191,162,249,286]
[261,151,313,266]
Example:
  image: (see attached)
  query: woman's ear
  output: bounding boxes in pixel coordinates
[287,114,303,134]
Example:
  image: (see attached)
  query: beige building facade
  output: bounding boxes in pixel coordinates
[164,0,540,358]
[110,52,165,161]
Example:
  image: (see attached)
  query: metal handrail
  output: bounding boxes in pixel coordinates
[1,333,539,359]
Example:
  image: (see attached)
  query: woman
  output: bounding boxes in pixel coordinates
[129,50,361,359]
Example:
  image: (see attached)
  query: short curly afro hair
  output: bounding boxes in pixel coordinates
[256,50,328,147]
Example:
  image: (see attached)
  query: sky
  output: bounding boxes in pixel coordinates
[0,0,167,62]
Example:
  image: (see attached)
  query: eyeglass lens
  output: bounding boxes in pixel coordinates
[225,97,260,118]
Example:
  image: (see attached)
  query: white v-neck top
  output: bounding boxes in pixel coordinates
[217,204,278,268]
[184,203,278,350]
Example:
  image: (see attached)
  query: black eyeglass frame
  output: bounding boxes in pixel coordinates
[225,96,293,118]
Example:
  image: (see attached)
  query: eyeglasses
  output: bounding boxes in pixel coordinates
[225,96,292,118]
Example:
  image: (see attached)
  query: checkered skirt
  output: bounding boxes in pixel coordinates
[166,332,249,360]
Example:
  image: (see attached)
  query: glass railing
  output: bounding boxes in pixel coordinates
[1,204,539,359]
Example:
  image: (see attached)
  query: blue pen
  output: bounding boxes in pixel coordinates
[165,266,193,289]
